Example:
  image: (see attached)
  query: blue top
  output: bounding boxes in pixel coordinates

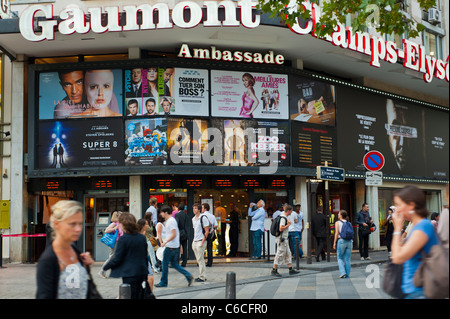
[249,207,266,232]
[402,219,438,295]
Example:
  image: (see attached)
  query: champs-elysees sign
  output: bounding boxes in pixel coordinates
[18,0,449,84]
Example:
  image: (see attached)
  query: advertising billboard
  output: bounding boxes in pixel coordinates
[211,70,289,119]
[38,118,124,168]
[39,69,123,119]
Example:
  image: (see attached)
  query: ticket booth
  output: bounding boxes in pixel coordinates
[94,212,112,262]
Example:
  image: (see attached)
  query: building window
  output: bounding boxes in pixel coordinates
[423,30,443,59]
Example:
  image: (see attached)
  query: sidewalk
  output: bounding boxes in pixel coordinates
[0,250,390,299]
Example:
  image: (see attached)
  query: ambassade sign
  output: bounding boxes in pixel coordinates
[18,0,449,84]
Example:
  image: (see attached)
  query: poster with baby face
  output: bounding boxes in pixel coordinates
[38,69,123,119]
[211,70,289,120]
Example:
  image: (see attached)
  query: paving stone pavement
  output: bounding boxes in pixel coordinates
[0,250,391,299]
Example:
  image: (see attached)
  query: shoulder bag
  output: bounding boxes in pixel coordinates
[382,262,405,299]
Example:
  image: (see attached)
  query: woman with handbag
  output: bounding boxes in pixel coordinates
[390,186,438,299]
[36,200,100,299]
[98,210,123,278]
[103,212,149,299]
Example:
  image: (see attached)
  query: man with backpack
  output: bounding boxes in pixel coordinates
[333,210,354,278]
[202,203,217,267]
[192,204,210,282]
[271,205,300,277]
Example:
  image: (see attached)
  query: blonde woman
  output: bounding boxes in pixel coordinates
[36,200,95,299]
[240,73,259,118]
[98,210,123,278]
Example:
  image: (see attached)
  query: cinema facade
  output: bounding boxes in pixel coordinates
[0,0,448,263]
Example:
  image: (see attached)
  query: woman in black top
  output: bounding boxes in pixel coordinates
[384,207,395,256]
[36,200,95,299]
[103,212,148,299]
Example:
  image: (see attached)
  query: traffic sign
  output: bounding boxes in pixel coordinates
[317,166,345,182]
[363,151,385,172]
[365,171,383,186]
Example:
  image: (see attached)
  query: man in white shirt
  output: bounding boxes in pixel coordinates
[192,203,210,282]
[145,197,158,229]
[290,204,304,259]
[155,205,193,288]
[202,203,218,267]
[272,205,299,277]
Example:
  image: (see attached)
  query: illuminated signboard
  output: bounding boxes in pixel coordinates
[94,179,114,189]
[215,179,232,188]
[155,179,175,188]
[242,179,261,188]
[46,180,61,190]
[270,178,287,188]
[184,178,204,188]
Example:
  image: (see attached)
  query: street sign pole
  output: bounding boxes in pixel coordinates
[324,162,331,262]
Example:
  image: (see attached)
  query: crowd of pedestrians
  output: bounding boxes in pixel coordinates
[36,183,448,299]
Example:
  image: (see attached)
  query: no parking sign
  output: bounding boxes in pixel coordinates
[363,151,385,172]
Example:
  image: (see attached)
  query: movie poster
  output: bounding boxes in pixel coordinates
[211,70,289,119]
[124,67,209,117]
[247,120,290,167]
[289,75,336,126]
[124,118,168,166]
[291,122,337,168]
[336,86,427,176]
[39,69,123,119]
[167,118,209,164]
[423,108,449,179]
[38,118,124,168]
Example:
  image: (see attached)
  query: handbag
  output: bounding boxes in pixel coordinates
[382,262,405,299]
[414,242,449,299]
[100,230,118,249]
[86,266,103,299]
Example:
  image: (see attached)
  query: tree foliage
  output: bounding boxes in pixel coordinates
[256,0,437,38]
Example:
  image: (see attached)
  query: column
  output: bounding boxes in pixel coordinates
[129,176,142,220]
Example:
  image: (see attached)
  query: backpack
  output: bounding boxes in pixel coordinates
[413,239,449,299]
[270,216,287,237]
[200,215,216,241]
[339,220,354,240]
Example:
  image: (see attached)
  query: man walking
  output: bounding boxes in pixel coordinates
[175,203,189,267]
[355,203,372,260]
[192,204,209,282]
[272,205,299,276]
[202,203,217,267]
[155,206,193,288]
[311,206,327,262]
[248,200,266,260]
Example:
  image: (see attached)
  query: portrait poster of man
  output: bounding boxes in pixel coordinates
[211,70,289,120]
[167,118,209,165]
[38,118,124,169]
[336,86,426,176]
[289,75,336,126]
[124,118,168,166]
[39,69,123,119]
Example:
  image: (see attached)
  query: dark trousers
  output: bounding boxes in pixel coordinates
[315,237,326,260]
[179,239,188,267]
[386,235,392,253]
[229,225,239,257]
[358,230,370,258]
[122,275,147,299]
[206,237,213,266]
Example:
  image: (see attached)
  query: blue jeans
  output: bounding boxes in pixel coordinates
[252,230,263,258]
[337,239,352,278]
[289,231,304,260]
[158,247,192,287]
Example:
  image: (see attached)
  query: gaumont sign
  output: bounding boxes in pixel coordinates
[18,0,449,84]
